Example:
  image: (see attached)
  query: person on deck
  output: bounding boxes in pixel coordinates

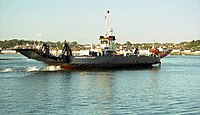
[42,43,50,56]
[134,48,139,55]
[62,40,72,56]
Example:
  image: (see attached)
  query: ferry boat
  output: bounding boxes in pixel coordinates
[15,11,167,69]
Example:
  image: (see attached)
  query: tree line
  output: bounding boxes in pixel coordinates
[0,39,200,51]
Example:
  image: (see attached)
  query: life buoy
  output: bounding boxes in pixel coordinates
[150,48,159,55]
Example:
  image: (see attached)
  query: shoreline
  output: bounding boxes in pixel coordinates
[170,51,200,56]
[0,50,17,54]
[1,50,200,56]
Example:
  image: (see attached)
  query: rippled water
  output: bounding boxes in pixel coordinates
[0,54,200,114]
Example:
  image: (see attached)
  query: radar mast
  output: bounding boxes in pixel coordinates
[99,10,116,51]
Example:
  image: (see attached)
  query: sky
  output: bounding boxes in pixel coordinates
[0,0,200,44]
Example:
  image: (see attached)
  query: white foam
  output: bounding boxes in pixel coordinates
[0,68,13,73]
[25,66,62,72]
[41,66,62,71]
[26,66,40,72]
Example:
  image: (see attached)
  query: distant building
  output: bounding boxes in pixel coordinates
[192,51,200,55]
[84,43,94,50]
[171,49,180,53]
[183,50,191,53]
[1,50,16,54]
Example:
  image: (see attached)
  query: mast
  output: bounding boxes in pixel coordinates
[104,10,113,37]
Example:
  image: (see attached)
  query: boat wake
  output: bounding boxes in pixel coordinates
[26,66,63,72]
[0,68,13,73]
[26,67,40,72]
[0,66,63,73]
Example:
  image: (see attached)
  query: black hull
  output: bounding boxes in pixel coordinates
[159,49,172,58]
[60,63,158,69]
[15,49,61,64]
[15,49,161,69]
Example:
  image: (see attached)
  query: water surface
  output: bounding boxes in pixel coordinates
[0,54,200,114]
